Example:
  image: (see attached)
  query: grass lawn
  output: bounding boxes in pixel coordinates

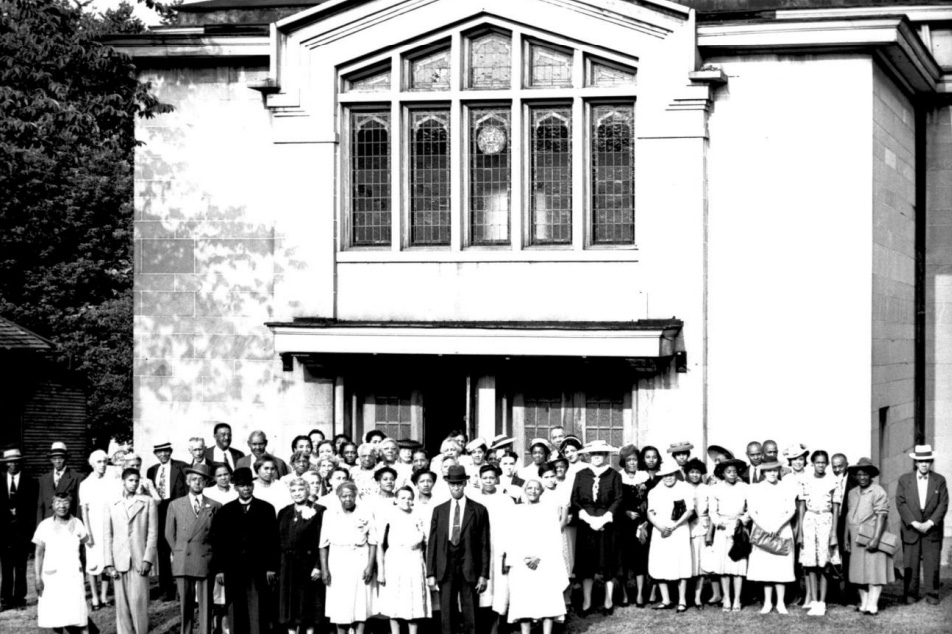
[2,566,949,634]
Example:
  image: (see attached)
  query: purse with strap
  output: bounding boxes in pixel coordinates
[855,522,899,557]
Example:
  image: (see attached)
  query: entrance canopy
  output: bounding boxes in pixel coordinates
[267,318,683,359]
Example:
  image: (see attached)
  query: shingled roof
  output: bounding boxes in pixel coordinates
[0,315,53,352]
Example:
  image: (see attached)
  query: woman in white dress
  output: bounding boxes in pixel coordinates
[747,460,796,614]
[684,457,718,609]
[473,464,514,633]
[79,449,113,611]
[506,479,568,634]
[378,486,431,634]
[33,492,90,633]
[254,457,293,515]
[320,482,378,634]
[708,458,749,612]
[204,462,238,504]
[647,463,694,612]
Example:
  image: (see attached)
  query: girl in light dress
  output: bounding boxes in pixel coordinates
[747,461,797,614]
[708,458,749,612]
[378,486,431,634]
[79,450,114,611]
[33,492,90,634]
[684,457,721,609]
[797,450,841,617]
[647,463,694,612]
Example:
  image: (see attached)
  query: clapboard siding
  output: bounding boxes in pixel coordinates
[21,380,88,477]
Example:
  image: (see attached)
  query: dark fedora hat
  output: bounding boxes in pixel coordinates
[185,463,214,480]
[445,464,468,483]
[231,467,254,487]
[847,457,880,478]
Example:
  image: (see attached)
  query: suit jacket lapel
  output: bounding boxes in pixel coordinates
[460,501,474,533]
[925,473,938,510]
[189,503,211,538]
[126,498,144,522]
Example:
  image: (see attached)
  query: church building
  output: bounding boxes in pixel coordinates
[115,0,951,544]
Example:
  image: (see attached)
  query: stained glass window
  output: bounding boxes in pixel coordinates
[530,107,572,244]
[470,108,511,245]
[409,48,451,91]
[469,33,511,89]
[351,111,391,246]
[346,69,391,92]
[588,61,636,87]
[529,44,573,88]
[410,110,451,246]
[591,104,635,245]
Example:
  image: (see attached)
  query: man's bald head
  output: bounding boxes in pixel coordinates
[746,442,763,466]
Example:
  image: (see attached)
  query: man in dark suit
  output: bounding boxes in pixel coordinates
[895,444,949,605]
[146,441,188,601]
[203,422,244,471]
[0,448,38,610]
[36,441,81,525]
[426,465,490,634]
[165,463,221,634]
[235,430,289,478]
[210,467,279,634]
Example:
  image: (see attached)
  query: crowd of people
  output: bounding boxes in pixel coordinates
[0,424,947,634]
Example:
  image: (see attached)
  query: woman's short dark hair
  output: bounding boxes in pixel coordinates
[639,446,663,471]
[330,466,351,481]
[212,462,233,476]
[411,469,437,485]
[364,430,386,443]
[291,434,311,451]
[396,485,416,499]
[254,457,276,472]
[121,467,140,480]
[537,463,557,478]
[811,450,829,463]
[52,491,74,502]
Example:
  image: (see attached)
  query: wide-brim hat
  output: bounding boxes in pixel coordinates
[560,435,583,452]
[445,465,468,483]
[758,460,783,472]
[232,467,254,487]
[528,437,553,454]
[466,437,489,453]
[49,442,68,457]
[908,445,936,461]
[667,441,694,454]
[153,441,173,452]
[396,438,422,450]
[578,440,619,454]
[707,444,733,462]
[713,458,747,478]
[847,457,880,478]
[657,463,682,478]
[489,434,514,450]
[185,463,214,480]
[783,444,809,460]
[0,448,23,462]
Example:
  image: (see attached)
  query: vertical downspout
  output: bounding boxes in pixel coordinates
[914,103,926,445]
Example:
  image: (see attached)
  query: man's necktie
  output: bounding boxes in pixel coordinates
[9,477,16,496]
[158,467,167,499]
[53,471,61,488]
[193,498,202,516]
[451,501,461,545]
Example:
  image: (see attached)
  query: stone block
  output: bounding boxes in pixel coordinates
[141,240,195,274]
[134,359,175,377]
[135,334,194,360]
[135,274,176,292]
[140,292,195,316]
[174,275,203,292]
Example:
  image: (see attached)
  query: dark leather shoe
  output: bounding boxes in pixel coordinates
[602,606,614,617]
[904,595,918,605]
[925,596,940,605]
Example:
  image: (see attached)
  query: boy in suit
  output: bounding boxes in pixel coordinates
[0,448,38,610]
[105,468,159,634]
[166,463,221,634]
[896,445,949,605]
[426,465,490,634]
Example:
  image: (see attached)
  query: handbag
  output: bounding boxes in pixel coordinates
[728,521,752,561]
[671,499,687,522]
[749,524,791,556]
[855,523,899,557]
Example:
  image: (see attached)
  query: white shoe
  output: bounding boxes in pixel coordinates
[760,604,773,614]
[802,600,815,610]
[777,604,789,615]
[808,602,826,616]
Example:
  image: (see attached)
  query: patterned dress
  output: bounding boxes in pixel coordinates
[800,474,841,568]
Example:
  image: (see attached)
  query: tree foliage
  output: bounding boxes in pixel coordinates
[0,0,171,444]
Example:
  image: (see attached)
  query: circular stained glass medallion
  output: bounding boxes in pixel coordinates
[477,124,507,154]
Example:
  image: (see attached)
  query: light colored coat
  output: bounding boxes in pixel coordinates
[105,494,159,572]
[165,495,221,578]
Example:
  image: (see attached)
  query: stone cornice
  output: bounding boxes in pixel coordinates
[106,31,271,60]
[698,16,941,94]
